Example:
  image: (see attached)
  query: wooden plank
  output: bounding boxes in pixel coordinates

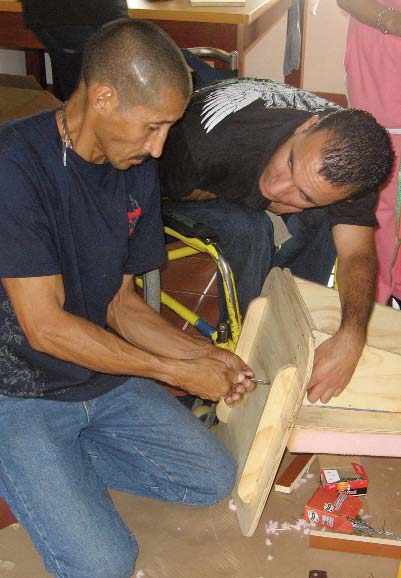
[274,453,315,493]
[216,268,314,536]
[294,406,401,434]
[294,277,401,355]
[309,529,401,559]
[190,0,246,6]
[302,330,401,413]
[279,278,401,414]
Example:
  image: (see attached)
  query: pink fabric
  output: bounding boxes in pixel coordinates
[344,1,401,301]
[287,429,401,457]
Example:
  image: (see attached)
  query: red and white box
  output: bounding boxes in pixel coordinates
[304,487,363,534]
[320,462,368,495]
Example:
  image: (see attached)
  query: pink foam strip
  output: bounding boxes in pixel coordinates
[287,430,401,457]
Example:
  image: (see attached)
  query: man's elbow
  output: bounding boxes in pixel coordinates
[20,313,64,353]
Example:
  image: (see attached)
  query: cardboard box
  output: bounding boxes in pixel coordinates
[0,496,17,530]
[305,487,363,534]
[320,462,368,496]
[0,73,60,124]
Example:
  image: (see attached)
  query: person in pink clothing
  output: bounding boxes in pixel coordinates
[337,0,401,306]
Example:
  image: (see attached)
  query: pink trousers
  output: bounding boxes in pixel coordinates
[375,132,401,303]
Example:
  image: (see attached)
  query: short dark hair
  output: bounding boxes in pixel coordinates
[81,18,192,109]
[307,108,394,197]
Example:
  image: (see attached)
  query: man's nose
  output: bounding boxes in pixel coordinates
[270,175,297,198]
[146,130,168,159]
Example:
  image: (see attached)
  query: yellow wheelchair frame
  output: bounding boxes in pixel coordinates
[136,221,242,352]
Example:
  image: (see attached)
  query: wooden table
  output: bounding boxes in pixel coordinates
[0,0,291,87]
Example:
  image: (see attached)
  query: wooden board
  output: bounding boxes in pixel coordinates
[279,278,401,450]
[294,277,401,355]
[294,406,401,434]
[190,0,245,6]
[216,268,314,536]
[303,329,401,413]
[290,277,401,413]
[310,528,401,559]
[274,453,315,493]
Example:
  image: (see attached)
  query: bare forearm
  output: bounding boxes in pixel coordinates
[337,0,401,36]
[336,252,377,339]
[33,308,191,384]
[2,274,251,400]
[107,287,213,360]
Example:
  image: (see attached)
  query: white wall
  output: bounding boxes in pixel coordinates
[0,48,52,83]
[0,49,26,75]
[302,0,348,94]
[243,13,288,82]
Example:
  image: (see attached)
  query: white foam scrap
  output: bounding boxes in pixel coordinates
[294,477,308,490]
[228,498,237,511]
[265,538,272,547]
[306,473,314,479]
[267,555,274,561]
[265,520,279,535]
[0,561,16,570]
[266,518,313,536]
[290,518,310,532]
[135,571,145,578]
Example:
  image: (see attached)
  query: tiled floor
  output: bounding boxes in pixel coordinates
[159,241,220,337]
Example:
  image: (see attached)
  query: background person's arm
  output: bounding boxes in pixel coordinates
[306,224,376,403]
[337,0,401,36]
[2,274,253,401]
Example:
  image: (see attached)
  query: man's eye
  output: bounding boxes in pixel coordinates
[299,192,310,203]
[149,125,159,132]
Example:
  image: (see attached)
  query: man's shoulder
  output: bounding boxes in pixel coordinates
[0,109,57,161]
[185,78,341,134]
[191,78,341,113]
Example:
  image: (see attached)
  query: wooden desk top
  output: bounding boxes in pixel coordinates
[0,0,290,26]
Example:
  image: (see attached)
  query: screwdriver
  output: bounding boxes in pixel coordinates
[250,378,271,385]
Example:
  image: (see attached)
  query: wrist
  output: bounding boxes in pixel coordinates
[337,325,366,349]
[376,6,401,35]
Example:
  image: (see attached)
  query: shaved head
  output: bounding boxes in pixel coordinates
[81,18,192,109]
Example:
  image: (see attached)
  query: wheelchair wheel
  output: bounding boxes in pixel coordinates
[142,269,161,312]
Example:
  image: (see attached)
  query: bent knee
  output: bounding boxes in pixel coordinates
[55,533,138,578]
[203,445,236,504]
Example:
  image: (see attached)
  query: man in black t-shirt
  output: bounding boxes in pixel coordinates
[159,78,394,405]
[0,22,254,578]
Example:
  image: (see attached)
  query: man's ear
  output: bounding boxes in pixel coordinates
[88,83,117,115]
[294,114,320,134]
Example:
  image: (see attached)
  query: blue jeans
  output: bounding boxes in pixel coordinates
[273,208,336,284]
[0,379,235,578]
[162,200,335,322]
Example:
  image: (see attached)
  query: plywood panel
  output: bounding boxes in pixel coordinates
[216,268,314,536]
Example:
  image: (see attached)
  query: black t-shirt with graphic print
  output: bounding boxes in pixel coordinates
[0,110,166,402]
[159,78,378,228]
